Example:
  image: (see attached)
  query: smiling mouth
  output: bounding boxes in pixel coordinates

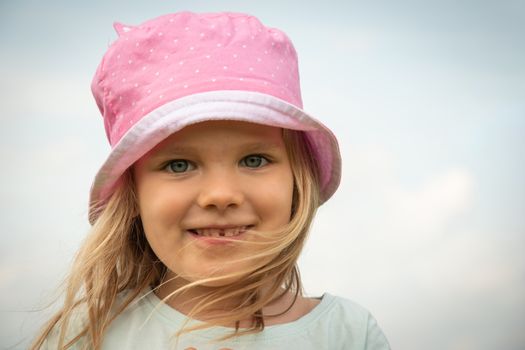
[188,226,252,238]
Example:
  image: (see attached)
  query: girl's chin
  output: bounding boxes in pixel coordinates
[163,267,250,288]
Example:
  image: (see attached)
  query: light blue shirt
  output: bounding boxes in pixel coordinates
[44,291,391,350]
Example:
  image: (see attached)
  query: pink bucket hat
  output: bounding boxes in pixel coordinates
[89,12,341,223]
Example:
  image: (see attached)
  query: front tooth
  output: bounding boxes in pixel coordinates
[194,227,247,237]
[207,228,220,237]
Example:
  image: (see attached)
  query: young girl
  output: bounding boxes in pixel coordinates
[33,11,390,350]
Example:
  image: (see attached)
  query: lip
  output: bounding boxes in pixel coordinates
[186,225,253,245]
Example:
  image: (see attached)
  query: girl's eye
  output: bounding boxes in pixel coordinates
[240,155,269,168]
[166,160,194,173]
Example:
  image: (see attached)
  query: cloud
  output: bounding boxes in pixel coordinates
[301,142,476,289]
[385,168,474,239]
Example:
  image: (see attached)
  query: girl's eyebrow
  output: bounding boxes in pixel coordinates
[157,141,283,156]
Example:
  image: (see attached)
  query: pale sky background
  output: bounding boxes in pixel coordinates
[1,0,524,349]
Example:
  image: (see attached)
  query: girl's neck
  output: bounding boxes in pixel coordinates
[154,275,320,327]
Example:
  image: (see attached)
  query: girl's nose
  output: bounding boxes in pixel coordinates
[196,173,245,211]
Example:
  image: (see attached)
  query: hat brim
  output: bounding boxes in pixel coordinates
[89,90,340,224]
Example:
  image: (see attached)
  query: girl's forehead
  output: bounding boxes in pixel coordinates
[151,120,285,153]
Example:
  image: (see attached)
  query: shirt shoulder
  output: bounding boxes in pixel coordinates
[306,294,391,350]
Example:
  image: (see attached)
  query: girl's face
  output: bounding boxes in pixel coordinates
[133,120,294,286]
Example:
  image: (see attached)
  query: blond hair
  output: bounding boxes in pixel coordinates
[31,129,320,349]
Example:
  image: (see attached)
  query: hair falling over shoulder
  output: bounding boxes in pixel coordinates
[30,170,163,349]
[31,130,320,350]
